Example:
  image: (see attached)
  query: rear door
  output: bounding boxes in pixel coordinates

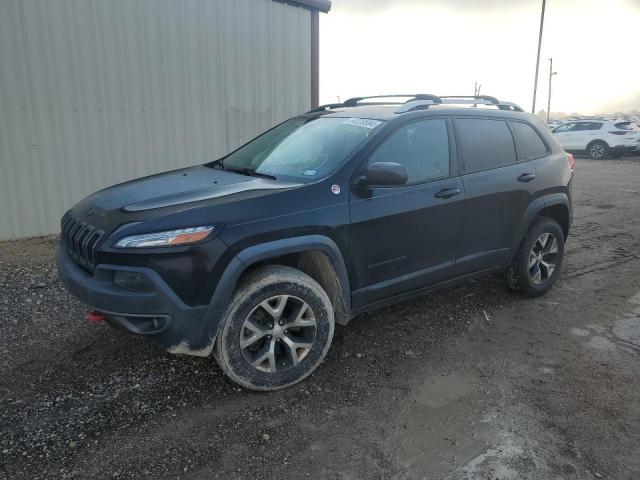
[575,121,603,149]
[349,117,464,307]
[552,122,578,149]
[453,117,541,275]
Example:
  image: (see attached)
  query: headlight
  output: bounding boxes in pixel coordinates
[114,226,215,248]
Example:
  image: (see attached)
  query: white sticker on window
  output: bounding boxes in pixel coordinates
[303,170,318,176]
[342,118,382,130]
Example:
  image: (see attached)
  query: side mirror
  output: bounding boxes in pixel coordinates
[361,162,408,186]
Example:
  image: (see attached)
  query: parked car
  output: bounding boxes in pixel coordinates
[58,94,574,390]
[552,120,639,159]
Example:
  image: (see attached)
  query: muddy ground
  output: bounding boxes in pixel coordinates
[1,156,640,480]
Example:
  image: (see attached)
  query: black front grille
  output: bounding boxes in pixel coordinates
[61,211,105,272]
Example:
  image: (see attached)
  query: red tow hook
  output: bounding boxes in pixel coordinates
[86,310,105,325]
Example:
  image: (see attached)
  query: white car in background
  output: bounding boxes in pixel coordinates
[552,120,640,159]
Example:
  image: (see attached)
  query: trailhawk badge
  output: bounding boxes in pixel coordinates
[331,185,341,195]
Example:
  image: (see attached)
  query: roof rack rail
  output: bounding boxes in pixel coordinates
[307,103,344,113]
[439,95,524,112]
[306,94,524,114]
[343,94,442,107]
[440,95,500,104]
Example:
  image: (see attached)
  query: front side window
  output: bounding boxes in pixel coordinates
[553,123,576,133]
[366,118,450,184]
[217,117,385,181]
[457,118,517,173]
[511,122,549,159]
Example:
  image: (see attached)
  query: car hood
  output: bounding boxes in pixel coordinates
[85,165,301,212]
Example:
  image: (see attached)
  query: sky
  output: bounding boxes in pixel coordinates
[319,0,640,115]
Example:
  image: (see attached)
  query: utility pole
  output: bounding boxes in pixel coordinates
[531,0,547,113]
[546,57,557,122]
[473,82,481,107]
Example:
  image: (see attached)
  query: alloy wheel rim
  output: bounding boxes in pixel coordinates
[590,144,604,158]
[528,233,558,285]
[240,295,317,373]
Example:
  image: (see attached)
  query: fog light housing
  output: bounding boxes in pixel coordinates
[113,271,155,293]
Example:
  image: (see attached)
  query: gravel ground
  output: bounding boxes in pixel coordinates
[1,156,640,479]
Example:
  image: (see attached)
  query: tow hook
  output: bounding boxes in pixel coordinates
[86,310,105,325]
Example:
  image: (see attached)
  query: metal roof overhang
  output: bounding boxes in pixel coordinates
[274,0,332,13]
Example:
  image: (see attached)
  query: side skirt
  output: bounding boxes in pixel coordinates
[350,265,505,317]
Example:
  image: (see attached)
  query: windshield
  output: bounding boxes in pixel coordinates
[215,117,384,181]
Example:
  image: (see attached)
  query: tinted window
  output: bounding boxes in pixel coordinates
[575,122,602,131]
[615,122,633,130]
[511,122,549,159]
[368,119,450,184]
[554,123,576,132]
[457,119,517,172]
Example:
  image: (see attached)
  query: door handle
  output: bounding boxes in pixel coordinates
[517,172,537,183]
[434,188,460,199]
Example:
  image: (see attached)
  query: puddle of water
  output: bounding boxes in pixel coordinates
[612,317,640,347]
[628,292,640,305]
[391,373,500,478]
[465,436,524,480]
[586,336,617,352]
[570,328,590,337]
[586,324,606,334]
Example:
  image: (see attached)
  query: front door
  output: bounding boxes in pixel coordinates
[349,117,464,307]
[552,122,579,150]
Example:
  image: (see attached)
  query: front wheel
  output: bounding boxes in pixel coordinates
[506,217,565,297]
[214,265,335,391]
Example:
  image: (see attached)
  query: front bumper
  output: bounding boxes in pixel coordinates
[57,245,213,354]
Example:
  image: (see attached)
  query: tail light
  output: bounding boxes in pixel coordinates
[567,153,575,172]
[609,131,627,135]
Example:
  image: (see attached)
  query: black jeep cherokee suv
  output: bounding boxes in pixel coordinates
[58,94,574,390]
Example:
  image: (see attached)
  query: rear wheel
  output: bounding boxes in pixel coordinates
[506,217,564,297]
[587,140,608,159]
[214,265,334,391]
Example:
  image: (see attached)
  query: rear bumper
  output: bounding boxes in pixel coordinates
[57,245,213,354]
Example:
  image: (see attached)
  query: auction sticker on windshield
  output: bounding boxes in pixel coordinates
[342,118,382,129]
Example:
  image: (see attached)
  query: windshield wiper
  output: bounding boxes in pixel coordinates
[223,166,277,181]
[209,158,225,170]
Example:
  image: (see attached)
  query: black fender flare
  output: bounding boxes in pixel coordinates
[196,235,351,351]
[508,193,571,261]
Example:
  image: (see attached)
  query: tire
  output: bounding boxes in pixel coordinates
[214,265,335,391]
[587,140,608,160]
[505,216,565,297]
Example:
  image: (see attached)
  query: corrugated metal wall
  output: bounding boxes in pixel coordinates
[0,0,311,240]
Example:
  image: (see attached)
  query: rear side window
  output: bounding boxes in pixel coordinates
[576,122,602,131]
[457,119,517,173]
[368,118,450,184]
[614,122,633,130]
[511,122,549,159]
